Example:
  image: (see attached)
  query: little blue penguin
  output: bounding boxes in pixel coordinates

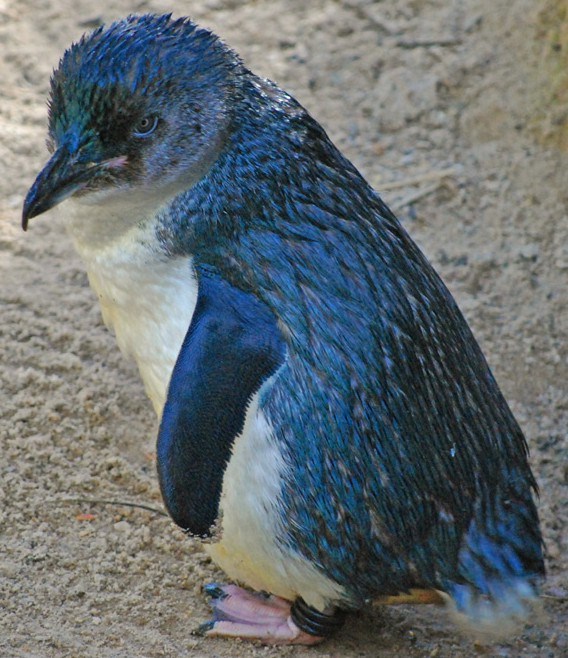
[22,14,545,645]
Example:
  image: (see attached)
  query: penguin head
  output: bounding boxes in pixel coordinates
[22,14,241,228]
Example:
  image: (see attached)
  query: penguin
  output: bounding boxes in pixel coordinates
[22,14,545,645]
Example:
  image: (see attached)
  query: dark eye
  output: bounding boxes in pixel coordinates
[133,115,159,138]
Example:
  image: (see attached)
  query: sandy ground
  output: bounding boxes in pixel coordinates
[1,0,567,656]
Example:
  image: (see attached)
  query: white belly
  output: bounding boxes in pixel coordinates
[207,394,346,611]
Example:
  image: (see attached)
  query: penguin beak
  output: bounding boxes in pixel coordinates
[22,145,127,231]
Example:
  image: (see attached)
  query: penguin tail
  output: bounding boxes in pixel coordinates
[445,477,545,640]
[446,576,543,640]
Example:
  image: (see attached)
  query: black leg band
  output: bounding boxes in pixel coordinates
[290,598,346,637]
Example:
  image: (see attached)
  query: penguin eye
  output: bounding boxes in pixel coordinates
[132,115,159,138]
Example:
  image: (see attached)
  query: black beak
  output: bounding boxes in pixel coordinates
[23,145,89,230]
[22,144,126,231]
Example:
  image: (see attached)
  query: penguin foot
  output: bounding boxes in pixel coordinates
[196,583,331,645]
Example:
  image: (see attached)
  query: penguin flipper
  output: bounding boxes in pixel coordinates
[157,267,286,536]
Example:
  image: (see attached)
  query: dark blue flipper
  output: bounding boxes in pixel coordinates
[157,266,286,536]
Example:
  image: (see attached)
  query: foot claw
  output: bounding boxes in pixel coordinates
[203,583,229,600]
[192,621,215,637]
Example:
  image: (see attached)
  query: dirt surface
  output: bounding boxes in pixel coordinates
[1,0,567,656]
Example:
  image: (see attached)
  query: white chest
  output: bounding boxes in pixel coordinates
[65,204,197,414]
[86,250,197,414]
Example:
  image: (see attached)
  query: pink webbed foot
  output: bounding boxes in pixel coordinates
[196,583,344,645]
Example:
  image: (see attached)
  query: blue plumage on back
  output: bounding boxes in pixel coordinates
[23,13,544,645]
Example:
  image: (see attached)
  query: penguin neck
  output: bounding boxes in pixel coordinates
[156,75,383,300]
[159,76,362,249]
